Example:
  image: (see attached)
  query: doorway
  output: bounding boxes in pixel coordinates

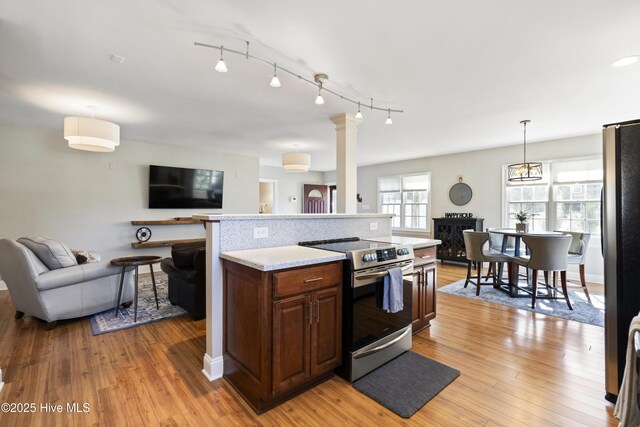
[259,179,277,213]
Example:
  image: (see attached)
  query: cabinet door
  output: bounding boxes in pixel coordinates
[422,264,437,325]
[273,294,311,395]
[310,287,342,376]
[411,267,423,333]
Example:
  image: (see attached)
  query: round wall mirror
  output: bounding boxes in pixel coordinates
[449,182,472,206]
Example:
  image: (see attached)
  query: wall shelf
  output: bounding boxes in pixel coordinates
[131,219,202,225]
[131,218,204,248]
[131,238,205,249]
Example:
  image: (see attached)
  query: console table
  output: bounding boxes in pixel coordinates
[433,217,484,264]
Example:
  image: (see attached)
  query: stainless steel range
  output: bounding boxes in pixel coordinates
[300,237,414,381]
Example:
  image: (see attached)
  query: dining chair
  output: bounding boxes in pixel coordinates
[513,234,573,309]
[554,230,591,302]
[463,230,513,296]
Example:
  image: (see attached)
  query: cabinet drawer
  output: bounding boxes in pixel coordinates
[414,246,436,264]
[273,262,342,298]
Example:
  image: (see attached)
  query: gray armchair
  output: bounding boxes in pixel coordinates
[0,237,134,329]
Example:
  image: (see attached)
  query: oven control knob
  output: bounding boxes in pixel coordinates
[398,248,409,256]
[362,253,374,262]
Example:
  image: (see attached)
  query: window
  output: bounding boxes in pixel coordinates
[503,158,602,236]
[378,173,430,230]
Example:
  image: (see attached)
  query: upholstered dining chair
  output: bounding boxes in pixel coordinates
[463,230,513,296]
[513,234,573,310]
[554,230,591,302]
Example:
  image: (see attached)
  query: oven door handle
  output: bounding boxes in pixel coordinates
[355,265,413,281]
[352,327,412,359]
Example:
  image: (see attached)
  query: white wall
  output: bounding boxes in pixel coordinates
[324,133,604,282]
[0,124,260,262]
[259,165,325,214]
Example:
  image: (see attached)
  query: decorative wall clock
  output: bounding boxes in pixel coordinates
[135,227,152,242]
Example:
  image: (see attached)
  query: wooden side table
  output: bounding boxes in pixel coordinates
[111,255,162,322]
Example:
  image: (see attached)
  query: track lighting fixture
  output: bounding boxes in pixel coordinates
[270,63,281,87]
[195,40,403,122]
[215,45,227,73]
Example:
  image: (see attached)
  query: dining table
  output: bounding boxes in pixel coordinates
[488,229,565,297]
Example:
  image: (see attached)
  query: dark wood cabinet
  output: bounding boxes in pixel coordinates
[433,217,484,264]
[412,246,437,334]
[223,260,342,413]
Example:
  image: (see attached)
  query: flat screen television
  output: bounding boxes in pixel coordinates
[149,165,224,209]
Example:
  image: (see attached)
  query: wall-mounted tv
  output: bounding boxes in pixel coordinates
[149,165,224,209]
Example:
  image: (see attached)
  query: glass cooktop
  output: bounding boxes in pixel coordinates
[299,237,394,254]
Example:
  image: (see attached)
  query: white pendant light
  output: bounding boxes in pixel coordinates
[385,109,393,125]
[355,102,363,119]
[315,87,325,105]
[270,63,281,87]
[215,45,228,73]
[282,151,311,172]
[64,116,120,152]
[507,120,543,182]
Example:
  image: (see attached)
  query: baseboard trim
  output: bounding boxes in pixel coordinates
[202,353,223,381]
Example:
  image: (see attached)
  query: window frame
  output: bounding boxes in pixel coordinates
[378,172,431,232]
[502,156,602,241]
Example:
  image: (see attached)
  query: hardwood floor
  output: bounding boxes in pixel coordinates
[0,264,615,426]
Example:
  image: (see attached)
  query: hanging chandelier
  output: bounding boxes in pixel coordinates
[507,120,542,182]
[194,41,403,124]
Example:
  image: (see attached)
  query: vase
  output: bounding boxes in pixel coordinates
[515,223,528,233]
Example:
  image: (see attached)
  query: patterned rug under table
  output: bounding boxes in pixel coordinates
[90,274,187,335]
[438,278,604,327]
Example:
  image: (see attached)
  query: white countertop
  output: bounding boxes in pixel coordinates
[220,245,346,271]
[370,236,441,249]
[194,213,393,221]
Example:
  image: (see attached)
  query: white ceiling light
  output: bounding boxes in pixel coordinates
[282,149,311,173]
[195,41,402,120]
[64,110,120,152]
[611,55,639,67]
[385,109,393,125]
[507,120,542,182]
[215,45,228,73]
[355,102,363,119]
[270,63,281,87]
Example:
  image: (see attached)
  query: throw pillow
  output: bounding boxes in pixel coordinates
[17,236,78,270]
[71,250,99,265]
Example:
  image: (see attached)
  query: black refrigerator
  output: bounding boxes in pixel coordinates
[603,118,640,402]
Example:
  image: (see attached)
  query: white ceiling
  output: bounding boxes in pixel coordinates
[1,0,639,171]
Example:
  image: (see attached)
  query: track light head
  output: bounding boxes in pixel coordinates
[385,109,392,125]
[215,45,227,73]
[270,63,281,87]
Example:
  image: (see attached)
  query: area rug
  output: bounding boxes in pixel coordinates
[352,351,460,418]
[438,278,604,327]
[89,274,187,335]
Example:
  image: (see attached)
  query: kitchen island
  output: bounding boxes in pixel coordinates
[192,213,394,381]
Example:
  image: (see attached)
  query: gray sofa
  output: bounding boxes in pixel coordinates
[0,237,134,329]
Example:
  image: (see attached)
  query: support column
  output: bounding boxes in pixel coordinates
[331,113,359,213]
[202,221,224,381]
